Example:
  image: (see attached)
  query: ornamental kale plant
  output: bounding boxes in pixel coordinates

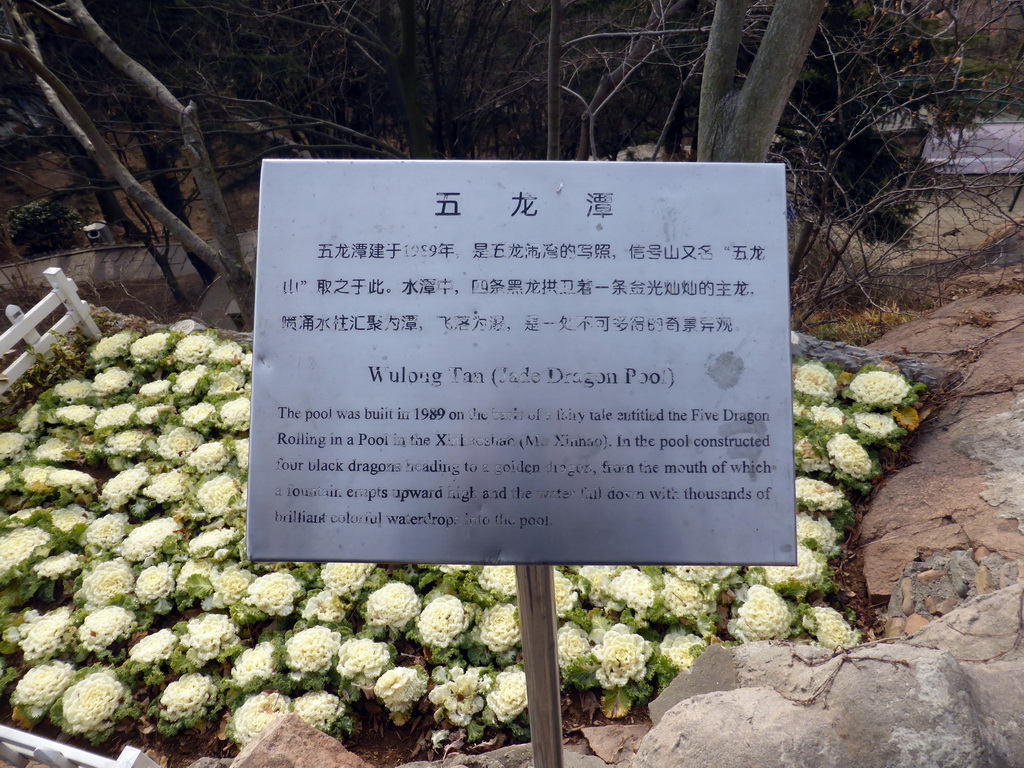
[0,330,923,747]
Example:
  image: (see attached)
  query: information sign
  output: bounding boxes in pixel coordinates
[247,160,796,565]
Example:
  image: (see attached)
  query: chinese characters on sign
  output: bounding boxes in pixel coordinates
[248,160,796,565]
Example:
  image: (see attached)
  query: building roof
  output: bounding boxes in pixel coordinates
[923,121,1024,175]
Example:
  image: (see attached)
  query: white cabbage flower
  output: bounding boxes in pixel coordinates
[826,433,874,479]
[853,412,900,439]
[12,661,76,717]
[143,470,190,505]
[84,513,129,551]
[322,562,376,598]
[730,585,792,642]
[556,623,591,671]
[181,613,240,665]
[795,477,847,511]
[365,582,420,630]
[188,527,238,559]
[795,513,841,558]
[53,380,93,401]
[208,565,255,609]
[762,545,828,591]
[60,670,126,735]
[91,331,134,361]
[663,565,737,581]
[34,551,84,579]
[593,624,652,689]
[231,642,278,688]
[0,527,51,577]
[159,673,217,723]
[100,466,150,509]
[553,570,579,617]
[128,629,178,664]
[428,667,489,727]
[300,590,346,624]
[374,666,427,716]
[136,405,173,425]
[54,405,96,426]
[177,559,215,588]
[196,474,243,518]
[18,404,41,433]
[182,402,217,428]
[79,559,135,609]
[660,631,705,672]
[292,691,344,732]
[804,606,860,650]
[234,439,249,472]
[792,362,837,401]
[209,369,246,396]
[219,397,250,429]
[809,405,846,429]
[478,565,517,598]
[155,427,204,462]
[417,595,469,648]
[119,517,180,562]
[173,366,208,395]
[284,626,342,674]
[230,692,291,746]
[0,432,29,461]
[335,637,391,684]
[20,607,76,661]
[49,468,96,494]
[847,370,910,407]
[91,368,134,397]
[478,603,520,654]
[138,379,172,399]
[209,341,245,365]
[245,572,303,616]
[49,505,91,532]
[0,470,10,493]
[131,332,172,361]
[79,605,136,652]
[187,441,231,474]
[136,563,176,603]
[607,567,656,614]
[577,565,620,606]
[486,668,528,723]
[175,335,218,365]
[662,575,715,620]
[795,437,831,474]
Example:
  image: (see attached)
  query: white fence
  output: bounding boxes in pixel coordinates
[0,267,101,396]
[0,724,158,768]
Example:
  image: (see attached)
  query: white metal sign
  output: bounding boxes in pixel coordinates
[247,160,796,565]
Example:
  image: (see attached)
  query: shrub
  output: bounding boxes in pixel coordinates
[7,200,83,256]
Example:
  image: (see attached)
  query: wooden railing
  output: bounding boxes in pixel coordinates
[0,267,101,396]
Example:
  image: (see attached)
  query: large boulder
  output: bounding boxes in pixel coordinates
[638,584,1024,768]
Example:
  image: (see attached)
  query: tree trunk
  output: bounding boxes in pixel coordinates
[698,0,825,163]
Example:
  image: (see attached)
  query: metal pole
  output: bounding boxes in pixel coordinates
[516,564,565,768]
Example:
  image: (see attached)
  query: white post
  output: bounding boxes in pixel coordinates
[42,267,101,338]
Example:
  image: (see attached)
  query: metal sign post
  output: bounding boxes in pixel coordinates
[516,564,564,768]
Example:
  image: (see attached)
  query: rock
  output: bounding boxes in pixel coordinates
[231,715,371,768]
[186,761,233,768]
[917,569,945,585]
[904,613,931,634]
[907,582,1024,663]
[648,644,738,725]
[580,725,648,764]
[900,577,916,614]
[884,617,906,638]
[395,744,607,768]
[638,633,1012,768]
[635,687,841,768]
[976,564,995,594]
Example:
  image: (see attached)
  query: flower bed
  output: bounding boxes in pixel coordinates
[0,329,923,747]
